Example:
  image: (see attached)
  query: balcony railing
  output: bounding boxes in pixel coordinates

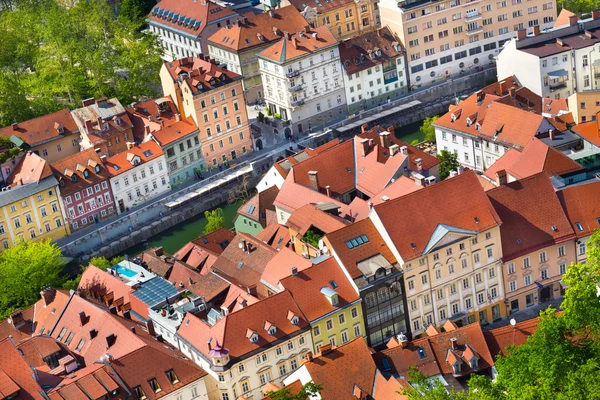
[466,27,483,35]
[286,70,300,78]
[289,85,303,92]
[464,11,481,21]
[550,82,567,91]
[291,99,305,107]
[384,75,399,85]
[595,71,600,79]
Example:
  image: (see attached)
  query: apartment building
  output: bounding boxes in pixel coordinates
[487,172,575,315]
[497,11,600,99]
[370,171,506,336]
[148,0,242,60]
[281,0,379,40]
[145,116,205,184]
[105,141,170,213]
[567,90,600,123]
[50,148,115,232]
[258,26,347,135]
[126,97,181,142]
[0,152,69,248]
[177,291,313,400]
[160,57,253,167]
[378,0,556,88]
[340,27,409,113]
[208,6,309,104]
[0,109,80,164]
[71,97,134,157]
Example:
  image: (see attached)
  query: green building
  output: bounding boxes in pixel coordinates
[234,186,279,235]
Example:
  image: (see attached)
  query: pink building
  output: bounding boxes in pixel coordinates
[50,148,115,231]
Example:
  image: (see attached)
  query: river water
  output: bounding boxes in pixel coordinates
[124,121,425,256]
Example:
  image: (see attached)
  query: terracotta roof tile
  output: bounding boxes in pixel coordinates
[374,171,501,262]
[256,223,291,249]
[287,0,356,13]
[434,92,499,138]
[487,172,575,261]
[33,289,71,336]
[148,116,198,147]
[163,56,242,92]
[554,8,576,28]
[237,186,279,227]
[287,204,347,237]
[71,98,133,142]
[557,181,600,238]
[136,248,174,278]
[339,27,404,75]
[50,148,111,195]
[0,109,79,147]
[170,264,229,300]
[375,337,441,377]
[0,306,34,342]
[483,317,540,357]
[479,102,546,148]
[259,26,337,63]
[105,141,163,177]
[272,139,341,180]
[190,228,235,255]
[47,363,122,400]
[274,169,345,213]
[0,338,45,399]
[126,97,180,142]
[572,118,600,147]
[77,266,133,312]
[8,151,53,186]
[261,247,313,290]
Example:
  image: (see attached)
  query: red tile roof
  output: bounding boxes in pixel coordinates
[287,0,356,13]
[136,247,174,278]
[280,257,360,321]
[272,139,342,179]
[572,118,600,147]
[105,141,163,177]
[287,204,347,237]
[554,9,577,28]
[16,336,64,367]
[208,6,308,51]
[126,96,180,142]
[339,27,404,75]
[71,98,133,142]
[237,186,279,227]
[148,116,198,147]
[170,264,229,300]
[256,223,291,250]
[0,307,34,342]
[483,317,540,357]
[50,148,111,196]
[478,102,546,148]
[77,266,133,312]
[0,109,79,146]
[162,56,242,92]
[149,0,238,38]
[8,151,53,186]
[487,172,575,261]
[33,289,71,336]
[0,338,45,399]
[434,92,499,138]
[374,171,501,262]
[557,181,600,239]
[47,363,121,400]
[190,228,235,255]
[178,290,309,359]
[260,247,313,290]
[325,218,397,279]
[274,169,345,213]
[375,337,441,378]
[259,26,338,63]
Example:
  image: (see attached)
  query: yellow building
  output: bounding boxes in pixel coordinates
[567,91,600,123]
[0,152,69,249]
[279,257,366,352]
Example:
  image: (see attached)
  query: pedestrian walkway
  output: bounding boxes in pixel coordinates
[482,297,563,331]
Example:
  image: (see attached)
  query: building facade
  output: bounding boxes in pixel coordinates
[0,152,69,249]
[281,0,380,40]
[340,27,408,113]
[148,0,242,60]
[160,57,253,167]
[567,90,600,123]
[258,26,347,135]
[50,148,115,232]
[497,12,600,99]
[105,141,170,213]
[378,0,556,88]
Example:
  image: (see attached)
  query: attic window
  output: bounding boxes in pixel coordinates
[596,218,600,226]
[148,378,161,393]
[417,347,427,359]
[470,357,479,369]
[113,165,120,171]
[83,170,89,179]
[290,315,299,325]
[249,333,259,343]
[95,165,101,173]
[410,243,417,249]
[474,217,480,223]
[133,386,146,399]
[381,359,391,371]
[268,326,277,335]
[71,175,77,183]
[516,239,522,244]
[237,262,243,269]
[576,222,584,231]
[115,117,121,126]
[165,369,179,385]
[345,234,369,249]
[143,150,154,157]
[329,280,338,289]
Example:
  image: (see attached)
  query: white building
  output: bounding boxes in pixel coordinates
[148,0,242,60]
[497,12,600,99]
[258,26,347,136]
[105,141,170,213]
[339,27,409,114]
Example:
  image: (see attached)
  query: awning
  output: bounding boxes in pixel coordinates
[547,69,568,78]
[593,59,600,67]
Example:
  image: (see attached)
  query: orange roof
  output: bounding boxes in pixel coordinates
[50,148,111,195]
[280,257,360,322]
[0,109,78,146]
[287,204,347,236]
[339,27,404,75]
[273,169,345,213]
[554,8,576,28]
[148,116,198,147]
[208,6,308,51]
[149,0,238,38]
[484,317,540,357]
[487,172,575,261]
[256,223,291,250]
[105,140,163,177]
[8,151,53,186]
[434,92,499,138]
[178,290,309,359]
[0,338,45,399]
[190,228,235,256]
[127,96,180,141]
[325,218,397,279]
[170,264,229,300]
[557,181,600,239]
[33,289,71,336]
[78,265,133,311]
[374,171,501,262]
[237,186,279,227]
[0,307,34,342]
[287,0,355,13]
[260,247,312,290]
[259,26,338,63]
[136,247,174,278]
[272,139,341,179]
[47,364,121,400]
[375,337,441,378]
[292,139,355,197]
[476,174,497,192]
[479,102,546,148]
[572,118,600,147]
[484,138,583,182]
[163,56,242,92]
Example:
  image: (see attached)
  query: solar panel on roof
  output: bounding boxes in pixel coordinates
[133,277,178,307]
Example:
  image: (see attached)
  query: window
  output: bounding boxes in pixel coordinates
[541,269,549,280]
[75,338,86,351]
[339,313,345,324]
[326,319,333,330]
[133,386,146,399]
[354,325,361,337]
[421,274,428,285]
[465,298,472,309]
[408,279,414,290]
[523,257,531,268]
[314,326,320,336]
[508,263,515,274]
[559,263,567,275]
[509,280,517,292]
[558,246,565,257]
[524,275,532,286]
[351,308,358,318]
[241,381,249,394]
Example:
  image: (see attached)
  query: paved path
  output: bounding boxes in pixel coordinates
[482,297,563,331]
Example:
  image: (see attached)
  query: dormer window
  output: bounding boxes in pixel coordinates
[452,361,462,375]
[82,170,89,179]
[148,378,161,393]
[95,165,101,173]
[115,117,121,126]
[247,328,259,343]
[71,175,77,183]
[291,315,299,325]
[165,370,179,385]
[59,180,65,187]
[133,386,146,400]
[264,321,277,336]
[268,326,277,335]
[470,357,479,369]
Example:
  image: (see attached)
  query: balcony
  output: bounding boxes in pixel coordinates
[466,26,483,35]
[289,85,303,93]
[464,11,481,21]
[383,75,399,85]
[286,70,300,78]
[550,82,567,91]
[291,99,305,107]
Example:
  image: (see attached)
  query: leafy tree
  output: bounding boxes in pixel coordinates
[119,0,156,29]
[436,150,460,180]
[204,208,225,235]
[402,366,467,400]
[0,240,65,318]
[303,229,322,248]
[419,115,439,143]
[89,255,125,271]
[265,382,322,400]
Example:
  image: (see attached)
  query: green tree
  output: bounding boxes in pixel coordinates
[0,240,65,318]
[419,115,439,143]
[436,150,460,180]
[89,255,125,271]
[265,382,322,400]
[204,208,225,235]
[402,366,467,400]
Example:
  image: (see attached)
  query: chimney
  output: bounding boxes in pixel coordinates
[175,113,181,122]
[509,87,516,98]
[557,38,565,47]
[105,333,116,348]
[11,123,18,131]
[40,287,56,307]
[496,169,507,186]
[379,131,391,148]
[450,337,458,350]
[449,170,458,178]
[415,157,423,172]
[308,171,319,190]
[498,80,506,95]
[90,329,98,339]
[533,25,540,36]
[129,326,136,334]
[82,98,95,107]
[247,242,253,253]
[457,165,465,174]
[268,9,275,17]
[400,145,408,155]
[188,277,194,285]
[389,144,400,156]
[549,128,555,140]
[475,90,483,103]
[207,339,212,352]
[361,123,369,133]
[292,37,298,49]
[145,320,156,337]
[123,310,132,320]
[154,247,164,256]
[312,32,318,40]
[109,306,118,315]
[517,29,527,40]
[593,9,600,20]
[100,155,107,164]
[387,126,395,137]
[85,119,94,134]
[236,19,241,27]
[319,343,333,355]
[304,25,310,33]
[79,311,87,326]
[97,117,104,129]
[325,185,331,197]
[306,351,313,362]
[239,238,247,252]
[291,266,298,276]
[360,139,370,157]
[569,15,579,26]
[126,142,135,150]
[398,333,408,348]
[8,311,24,328]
